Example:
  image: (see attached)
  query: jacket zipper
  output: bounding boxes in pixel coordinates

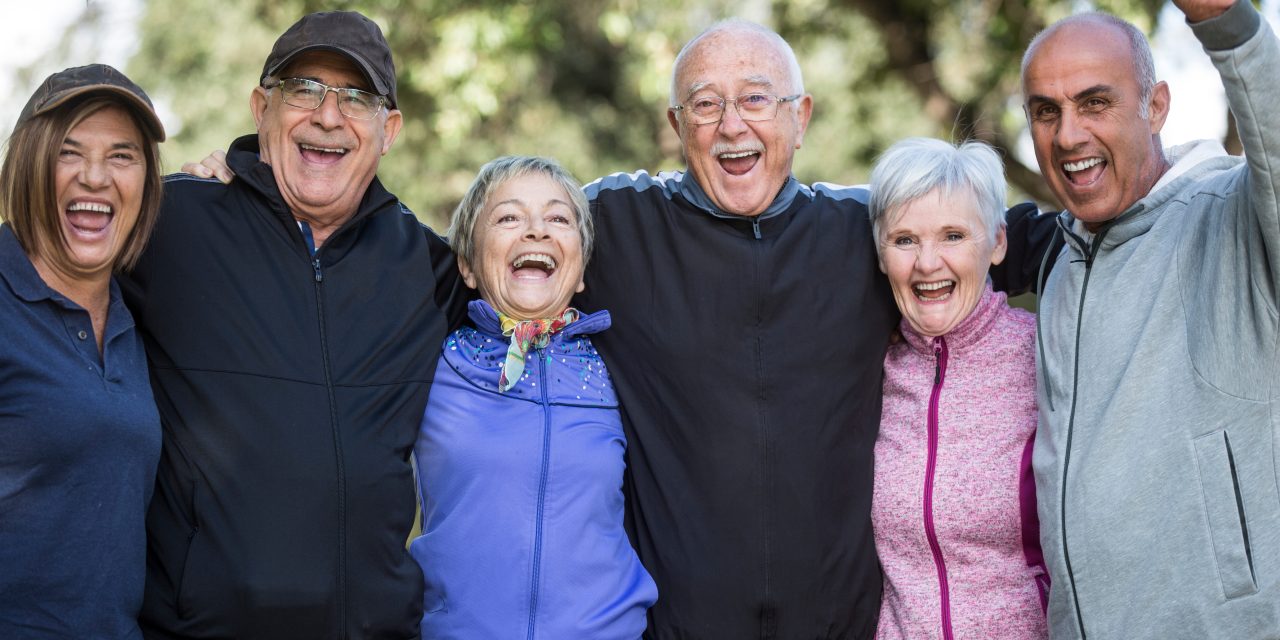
[1060,228,1106,639]
[925,336,954,640]
[312,253,349,637]
[527,347,551,640]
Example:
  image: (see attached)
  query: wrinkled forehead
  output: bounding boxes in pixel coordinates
[675,30,792,98]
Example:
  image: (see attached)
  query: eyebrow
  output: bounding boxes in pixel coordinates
[490,198,574,210]
[295,75,370,92]
[1026,84,1115,107]
[62,137,142,152]
[682,75,776,100]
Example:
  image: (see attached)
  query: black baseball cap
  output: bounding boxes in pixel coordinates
[16,63,165,141]
[260,11,398,108]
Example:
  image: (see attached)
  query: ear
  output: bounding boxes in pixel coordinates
[576,276,585,294]
[667,108,682,138]
[457,255,478,290]
[250,86,270,129]
[1147,81,1171,135]
[989,224,1009,267]
[380,108,404,155]
[792,94,813,149]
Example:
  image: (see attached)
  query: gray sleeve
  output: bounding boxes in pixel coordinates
[1188,0,1261,51]
[1200,3,1280,297]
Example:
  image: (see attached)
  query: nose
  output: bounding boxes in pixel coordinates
[310,89,347,129]
[915,241,943,273]
[717,98,749,136]
[79,156,110,189]
[1054,109,1089,151]
[523,215,549,239]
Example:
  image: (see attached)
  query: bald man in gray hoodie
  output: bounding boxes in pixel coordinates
[1023,0,1280,637]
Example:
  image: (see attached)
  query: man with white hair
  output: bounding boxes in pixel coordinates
[578,20,1052,638]
[1023,0,1280,636]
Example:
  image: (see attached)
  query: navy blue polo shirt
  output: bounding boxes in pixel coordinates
[0,223,160,639]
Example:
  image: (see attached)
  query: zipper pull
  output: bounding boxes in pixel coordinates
[933,339,942,385]
[752,217,762,240]
[312,257,323,283]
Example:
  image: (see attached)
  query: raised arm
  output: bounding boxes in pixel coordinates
[1186,0,1280,292]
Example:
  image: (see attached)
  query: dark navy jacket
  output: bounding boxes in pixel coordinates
[121,135,467,640]
[577,170,1055,640]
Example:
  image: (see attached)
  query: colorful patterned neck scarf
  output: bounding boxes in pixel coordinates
[497,307,580,392]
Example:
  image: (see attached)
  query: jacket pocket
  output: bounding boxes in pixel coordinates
[174,483,236,632]
[1193,430,1257,599]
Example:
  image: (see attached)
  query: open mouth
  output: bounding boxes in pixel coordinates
[913,279,954,301]
[65,201,113,236]
[717,149,760,176]
[299,142,348,164]
[1062,156,1105,187]
[511,253,557,279]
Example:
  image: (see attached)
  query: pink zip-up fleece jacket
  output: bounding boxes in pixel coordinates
[872,284,1048,640]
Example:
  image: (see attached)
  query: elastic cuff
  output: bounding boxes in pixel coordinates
[1190,0,1261,51]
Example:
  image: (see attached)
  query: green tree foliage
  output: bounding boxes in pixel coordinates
[128,0,1171,229]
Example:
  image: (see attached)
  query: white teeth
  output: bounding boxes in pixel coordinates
[1063,157,1102,172]
[68,202,112,214]
[300,143,347,154]
[512,253,556,270]
[719,151,758,159]
[914,280,954,291]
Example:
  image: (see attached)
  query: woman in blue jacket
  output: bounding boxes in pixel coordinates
[410,156,656,639]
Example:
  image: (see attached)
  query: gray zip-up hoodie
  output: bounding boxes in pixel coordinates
[1034,2,1280,638]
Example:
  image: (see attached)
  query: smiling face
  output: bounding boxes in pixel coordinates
[1022,20,1169,229]
[878,189,1007,337]
[43,105,146,279]
[667,26,812,217]
[252,50,402,232]
[459,173,586,320]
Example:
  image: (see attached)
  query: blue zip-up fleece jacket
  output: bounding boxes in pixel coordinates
[411,300,656,640]
[1034,2,1280,638]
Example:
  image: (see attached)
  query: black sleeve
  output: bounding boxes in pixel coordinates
[990,202,1064,296]
[422,224,475,333]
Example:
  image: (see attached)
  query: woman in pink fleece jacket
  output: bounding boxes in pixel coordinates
[868,138,1048,640]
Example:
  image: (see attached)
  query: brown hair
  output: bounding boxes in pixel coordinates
[1,95,163,273]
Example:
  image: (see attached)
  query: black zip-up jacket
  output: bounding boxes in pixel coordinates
[578,171,1057,639]
[121,135,467,640]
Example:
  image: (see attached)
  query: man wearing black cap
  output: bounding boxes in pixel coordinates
[121,12,466,639]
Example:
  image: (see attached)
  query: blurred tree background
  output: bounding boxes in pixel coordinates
[84,0,1199,228]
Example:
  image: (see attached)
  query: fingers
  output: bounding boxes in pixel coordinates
[181,150,234,184]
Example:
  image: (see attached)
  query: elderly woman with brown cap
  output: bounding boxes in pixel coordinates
[0,64,165,638]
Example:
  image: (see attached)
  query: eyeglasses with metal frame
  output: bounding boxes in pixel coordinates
[671,93,802,125]
[264,77,387,120]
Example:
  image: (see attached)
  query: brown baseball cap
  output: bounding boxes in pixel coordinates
[260,11,397,109]
[16,63,165,141]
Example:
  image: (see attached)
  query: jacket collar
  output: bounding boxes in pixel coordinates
[226,134,400,253]
[1059,139,1239,252]
[673,171,802,223]
[900,281,1007,353]
[467,298,611,339]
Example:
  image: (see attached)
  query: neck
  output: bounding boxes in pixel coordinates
[31,255,110,312]
[295,212,355,249]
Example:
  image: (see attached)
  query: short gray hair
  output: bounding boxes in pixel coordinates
[448,156,593,270]
[869,137,1007,248]
[669,20,805,107]
[1021,13,1156,117]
